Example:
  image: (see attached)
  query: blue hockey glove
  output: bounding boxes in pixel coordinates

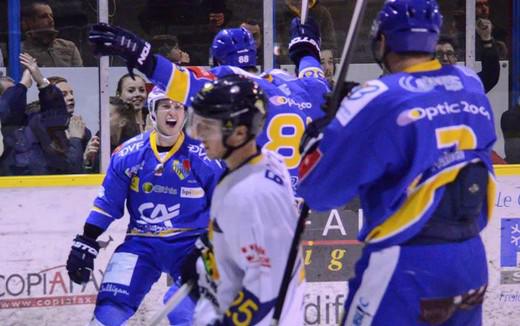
[66,235,100,284]
[288,17,321,65]
[88,23,155,78]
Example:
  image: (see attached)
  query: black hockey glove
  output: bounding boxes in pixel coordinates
[288,17,321,66]
[66,235,100,284]
[299,115,330,157]
[88,23,155,78]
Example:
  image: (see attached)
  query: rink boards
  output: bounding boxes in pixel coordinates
[0,165,519,325]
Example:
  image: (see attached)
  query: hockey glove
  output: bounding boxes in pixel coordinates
[88,23,155,78]
[288,17,321,66]
[299,115,330,156]
[66,235,100,284]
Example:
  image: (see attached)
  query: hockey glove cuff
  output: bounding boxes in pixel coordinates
[288,17,321,66]
[66,234,100,284]
[89,23,156,78]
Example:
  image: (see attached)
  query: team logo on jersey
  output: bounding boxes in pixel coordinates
[398,75,463,93]
[269,96,312,110]
[180,187,205,198]
[130,176,140,192]
[396,101,491,126]
[137,202,180,224]
[142,182,178,195]
[299,67,325,79]
[173,159,191,180]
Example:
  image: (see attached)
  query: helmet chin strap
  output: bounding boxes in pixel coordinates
[221,132,255,160]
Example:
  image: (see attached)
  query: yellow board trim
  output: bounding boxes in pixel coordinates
[494,164,520,176]
[0,174,105,188]
[0,164,518,189]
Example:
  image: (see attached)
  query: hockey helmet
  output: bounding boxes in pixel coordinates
[371,0,443,55]
[146,86,185,131]
[189,74,266,140]
[210,27,257,68]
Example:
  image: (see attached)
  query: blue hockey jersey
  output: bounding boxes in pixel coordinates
[298,59,497,247]
[149,55,329,189]
[86,131,222,238]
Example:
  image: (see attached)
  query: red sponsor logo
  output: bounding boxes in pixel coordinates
[298,149,323,181]
[240,244,271,268]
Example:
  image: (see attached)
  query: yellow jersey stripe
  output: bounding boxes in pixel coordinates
[366,162,466,243]
[166,66,190,103]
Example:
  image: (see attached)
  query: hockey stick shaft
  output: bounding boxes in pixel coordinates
[328,0,368,116]
[270,203,309,326]
[271,1,368,325]
[148,282,193,326]
[301,0,309,24]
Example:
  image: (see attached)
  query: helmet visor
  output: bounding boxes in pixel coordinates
[187,107,224,142]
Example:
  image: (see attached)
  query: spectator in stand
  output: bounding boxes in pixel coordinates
[0,53,83,175]
[48,76,91,152]
[151,34,190,65]
[21,0,83,67]
[436,35,499,93]
[240,19,262,66]
[320,48,335,87]
[83,96,140,173]
[138,0,230,65]
[116,73,147,132]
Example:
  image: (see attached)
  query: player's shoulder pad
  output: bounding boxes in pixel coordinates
[262,68,298,82]
[185,66,216,81]
[112,132,149,159]
[452,64,485,92]
[335,79,389,127]
[212,65,260,81]
[184,136,224,171]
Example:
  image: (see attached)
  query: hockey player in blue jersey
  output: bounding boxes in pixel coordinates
[88,18,329,191]
[65,87,221,326]
[299,0,496,325]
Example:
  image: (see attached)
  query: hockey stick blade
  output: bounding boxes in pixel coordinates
[148,282,193,326]
[328,0,368,116]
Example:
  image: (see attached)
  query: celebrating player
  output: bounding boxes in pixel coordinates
[299,0,496,324]
[66,87,221,326]
[88,17,329,192]
[185,74,304,325]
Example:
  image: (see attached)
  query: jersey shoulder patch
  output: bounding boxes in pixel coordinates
[336,79,389,126]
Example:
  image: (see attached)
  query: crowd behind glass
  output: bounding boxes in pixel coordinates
[0,0,515,176]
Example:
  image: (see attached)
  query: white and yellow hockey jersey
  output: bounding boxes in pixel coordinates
[194,149,305,326]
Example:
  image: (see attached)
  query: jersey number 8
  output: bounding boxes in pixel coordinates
[264,113,306,169]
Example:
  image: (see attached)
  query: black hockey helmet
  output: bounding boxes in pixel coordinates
[190,74,267,138]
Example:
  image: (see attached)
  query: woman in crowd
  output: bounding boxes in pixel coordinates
[83,96,140,172]
[116,73,148,132]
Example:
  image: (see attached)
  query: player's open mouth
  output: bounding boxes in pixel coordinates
[166,118,177,128]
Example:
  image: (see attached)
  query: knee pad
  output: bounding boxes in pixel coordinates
[93,302,133,326]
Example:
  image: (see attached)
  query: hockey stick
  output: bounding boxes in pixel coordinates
[148,282,193,326]
[301,0,309,24]
[271,1,367,325]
